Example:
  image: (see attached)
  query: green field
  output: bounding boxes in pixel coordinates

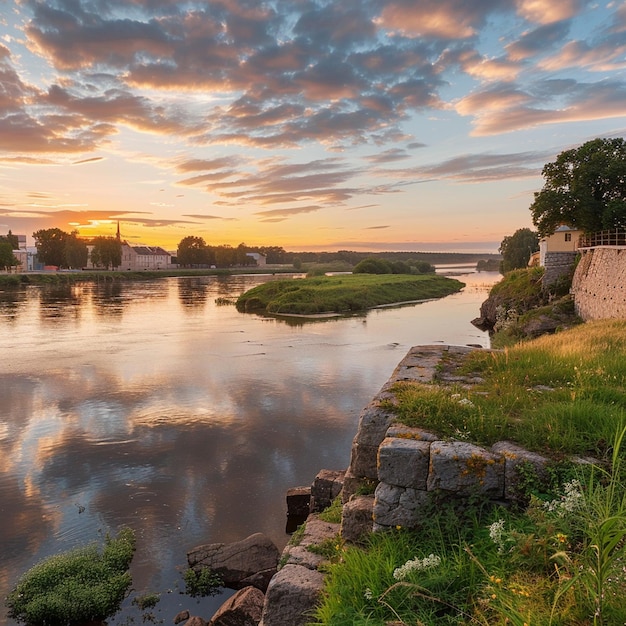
[235,273,464,316]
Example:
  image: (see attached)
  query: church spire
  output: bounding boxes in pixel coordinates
[116,220,121,241]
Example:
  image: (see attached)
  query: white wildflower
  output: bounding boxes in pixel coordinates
[489,519,506,553]
[543,480,583,517]
[364,587,373,600]
[458,398,474,408]
[393,554,441,581]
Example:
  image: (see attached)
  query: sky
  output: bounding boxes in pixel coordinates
[0,1,625,254]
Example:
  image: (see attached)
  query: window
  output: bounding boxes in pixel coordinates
[565,233,572,242]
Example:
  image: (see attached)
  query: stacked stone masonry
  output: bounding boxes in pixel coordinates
[341,345,552,535]
[542,251,578,287]
[572,247,626,321]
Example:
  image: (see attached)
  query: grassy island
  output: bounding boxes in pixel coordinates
[235,273,464,316]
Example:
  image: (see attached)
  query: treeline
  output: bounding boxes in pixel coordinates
[32,228,122,269]
[176,236,501,267]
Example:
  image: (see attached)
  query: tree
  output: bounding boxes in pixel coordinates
[0,242,18,270]
[177,236,209,266]
[64,231,88,269]
[91,236,122,270]
[499,228,539,272]
[530,137,626,237]
[33,228,69,267]
[4,230,19,249]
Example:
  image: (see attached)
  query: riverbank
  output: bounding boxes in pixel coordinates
[0,267,298,287]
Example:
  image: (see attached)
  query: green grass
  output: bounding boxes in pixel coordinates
[5,527,136,626]
[235,274,464,315]
[387,320,626,458]
[312,435,626,625]
[312,320,626,625]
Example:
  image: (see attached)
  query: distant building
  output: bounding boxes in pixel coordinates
[540,224,583,287]
[539,225,582,266]
[121,242,172,270]
[246,252,266,267]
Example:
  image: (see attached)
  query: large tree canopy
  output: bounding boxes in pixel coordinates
[33,228,69,267]
[499,228,539,273]
[90,237,122,270]
[530,138,626,237]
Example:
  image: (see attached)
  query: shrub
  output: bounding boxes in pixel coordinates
[6,527,136,626]
[183,567,223,597]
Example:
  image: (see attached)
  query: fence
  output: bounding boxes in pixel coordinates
[578,229,626,248]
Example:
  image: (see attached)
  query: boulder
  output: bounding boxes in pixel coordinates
[188,533,280,592]
[209,586,265,626]
[281,514,340,570]
[186,618,207,626]
[259,564,325,626]
[310,469,344,512]
[340,495,374,544]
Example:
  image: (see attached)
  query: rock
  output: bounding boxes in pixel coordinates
[209,586,265,626]
[286,486,311,517]
[373,483,429,529]
[174,610,190,624]
[281,514,341,570]
[186,617,207,626]
[491,441,550,504]
[340,495,374,543]
[378,437,431,490]
[310,469,344,512]
[427,441,505,498]
[188,533,280,592]
[259,565,325,626]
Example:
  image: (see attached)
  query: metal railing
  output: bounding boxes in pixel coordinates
[578,229,626,248]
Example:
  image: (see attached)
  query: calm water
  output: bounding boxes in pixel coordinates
[0,269,499,624]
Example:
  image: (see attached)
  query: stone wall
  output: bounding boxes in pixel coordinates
[542,251,577,287]
[572,247,626,321]
[341,345,552,537]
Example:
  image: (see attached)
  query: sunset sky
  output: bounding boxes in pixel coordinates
[1,0,625,253]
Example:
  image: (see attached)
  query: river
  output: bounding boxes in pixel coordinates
[0,267,500,624]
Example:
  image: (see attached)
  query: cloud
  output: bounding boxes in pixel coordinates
[539,39,626,72]
[515,0,583,24]
[390,149,552,183]
[458,79,626,135]
[505,20,572,61]
[182,213,238,221]
[376,0,506,39]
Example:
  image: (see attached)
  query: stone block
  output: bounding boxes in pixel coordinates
[352,404,396,447]
[286,486,311,517]
[378,437,430,489]
[373,482,430,529]
[491,441,550,503]
[310,469,344,512]
[427,441,504,498]
[340,495,374,544]
[348,441,380,481]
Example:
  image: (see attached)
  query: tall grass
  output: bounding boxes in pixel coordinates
[313,320,626,626]
[389,320,626,457]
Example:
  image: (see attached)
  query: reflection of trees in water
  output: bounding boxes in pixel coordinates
[38,284,83,323]
[92,281,126,318]
[0,288,26,321]
[178,277,208,309]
